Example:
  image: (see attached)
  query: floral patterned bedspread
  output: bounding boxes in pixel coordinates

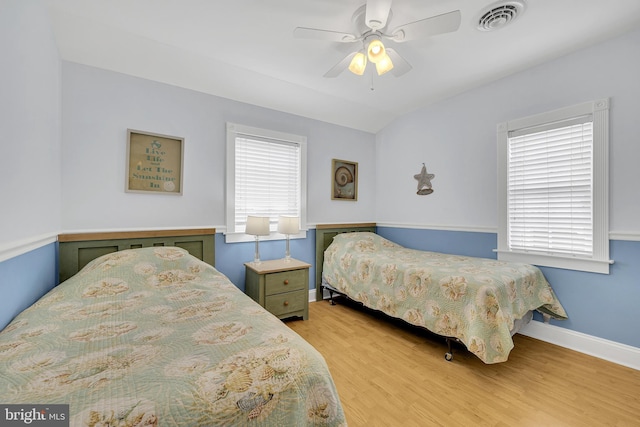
[322,233,567,364]
[0,247,346,426]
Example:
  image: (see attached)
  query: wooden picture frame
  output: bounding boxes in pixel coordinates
[331,158,358,201]
[126,129,184,195]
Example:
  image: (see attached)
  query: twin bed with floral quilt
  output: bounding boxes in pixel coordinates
[0,241,346,426]
[320,231,567,364]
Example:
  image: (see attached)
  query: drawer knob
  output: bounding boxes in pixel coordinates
[283,280,289,285]
[283,301,289,306]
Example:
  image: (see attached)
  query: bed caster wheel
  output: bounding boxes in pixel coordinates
[444,352,453,361]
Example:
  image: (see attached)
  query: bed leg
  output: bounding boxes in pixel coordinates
[328,289,337,305]
[444,338,454,361]
[322,285,337,305]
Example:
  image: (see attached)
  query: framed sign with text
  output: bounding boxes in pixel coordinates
[126,129,184,195]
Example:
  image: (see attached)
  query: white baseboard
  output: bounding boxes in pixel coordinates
[309,288,332,302]
[518,320,640,371]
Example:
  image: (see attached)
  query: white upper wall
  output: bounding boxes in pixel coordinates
[0,0,61,247]
[61,63,375,232]
[4,2,640,245]
[375,27,640,236]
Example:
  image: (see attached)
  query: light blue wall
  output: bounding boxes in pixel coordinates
[378,227,496,259]
[539,240,640,348]
[377,228,640,349]
[0,244,57,330]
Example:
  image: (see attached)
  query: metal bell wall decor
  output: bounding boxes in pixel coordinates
[414,163,435,195]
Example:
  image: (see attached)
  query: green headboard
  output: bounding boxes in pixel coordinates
[315,223,376,301]
[58,229,216,283]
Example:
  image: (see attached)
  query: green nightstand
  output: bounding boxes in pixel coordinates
[244,258,310,320]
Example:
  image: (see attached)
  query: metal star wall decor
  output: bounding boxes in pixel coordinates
[414,163,435,195]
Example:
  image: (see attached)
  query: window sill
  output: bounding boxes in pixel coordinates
[224,230,307,244]
[495,250,613,274]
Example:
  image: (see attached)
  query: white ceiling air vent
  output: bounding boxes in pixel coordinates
[477,1,525,32]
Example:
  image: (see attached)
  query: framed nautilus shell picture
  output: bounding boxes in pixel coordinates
[331,158,358,201]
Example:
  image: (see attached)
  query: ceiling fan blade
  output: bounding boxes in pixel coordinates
[323,52,358,78]
[293,27,358,43]
[390,10,461,42]
[365,0,393,30]
[385,48,412,77]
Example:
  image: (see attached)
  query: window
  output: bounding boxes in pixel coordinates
[497,99,611,274]
[225,123,307,242]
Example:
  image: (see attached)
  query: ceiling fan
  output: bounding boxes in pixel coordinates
[293,0,461,78]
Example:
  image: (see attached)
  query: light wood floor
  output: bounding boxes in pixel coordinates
[286,298,640,427]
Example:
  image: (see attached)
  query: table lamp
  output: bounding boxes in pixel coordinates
[246,216,270,264]
[278,215,300,261]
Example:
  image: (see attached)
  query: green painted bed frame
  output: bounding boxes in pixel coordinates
[58,229,216,283]
[314,223,376,302]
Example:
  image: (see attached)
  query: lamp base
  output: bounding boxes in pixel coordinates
[253,237,261,265]
[284,235,292,262]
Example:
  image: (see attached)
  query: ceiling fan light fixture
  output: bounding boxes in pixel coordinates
[296,3,461,79]
[367,37,386,63]
[375,53,394,75]
[348,52,367,75]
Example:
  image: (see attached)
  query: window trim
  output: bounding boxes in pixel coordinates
[496,99,612,274]
[225,122,307,243]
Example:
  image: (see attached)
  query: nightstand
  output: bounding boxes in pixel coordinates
[244,258,311,320]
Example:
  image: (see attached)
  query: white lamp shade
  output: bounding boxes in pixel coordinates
[348,52,367,76]
[367,37,386,63]
[375,53,394,75]
[277,216,300,235]
[245,216,270,236]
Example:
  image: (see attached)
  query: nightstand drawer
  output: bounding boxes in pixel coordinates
[265,269,306,295]
[265,290,306,317]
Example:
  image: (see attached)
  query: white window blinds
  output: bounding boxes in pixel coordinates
[497,98,611,274]
[508,117,593,257]
[234,136,301,232]
[225,122,307,242]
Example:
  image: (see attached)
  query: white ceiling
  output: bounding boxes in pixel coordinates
[45,0,640,133]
